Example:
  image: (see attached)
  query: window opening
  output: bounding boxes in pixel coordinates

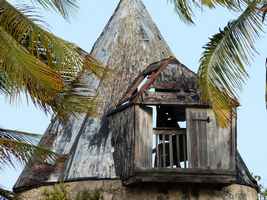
[152,106,188,169]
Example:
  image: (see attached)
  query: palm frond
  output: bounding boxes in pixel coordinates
[0,128,42,144]
[198,0,263,126]
[51,71,101,121]
[0,1,82,77]
[31,0,78,19]
[0,25,63,108]
[0,138,56,168]
[169,0,244,24]
[0,71,10,95]
[0,1,105,82]
[200,0,242,9]
[0,1,106,115]
[169,0,195,24]
[0,187,14,200]
[0,128,56,168]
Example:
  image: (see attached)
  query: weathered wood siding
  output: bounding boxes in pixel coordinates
[139,63,201,105]
[186,108,236,170]
[141,91,200,105]
[110,107,135,180]
[134,106,153,169]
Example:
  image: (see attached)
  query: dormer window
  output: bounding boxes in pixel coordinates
[109,57,237,185]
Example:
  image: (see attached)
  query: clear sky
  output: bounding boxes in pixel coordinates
[1,0,267,191]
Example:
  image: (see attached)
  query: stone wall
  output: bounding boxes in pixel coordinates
[16,180,258,200]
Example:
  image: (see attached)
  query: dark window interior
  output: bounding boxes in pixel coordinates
[156,105,186,128]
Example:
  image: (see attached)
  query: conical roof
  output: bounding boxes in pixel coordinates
[14,0,258,192]
[14,0,174,190]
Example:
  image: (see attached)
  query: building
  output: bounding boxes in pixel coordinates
[14,0,258,199]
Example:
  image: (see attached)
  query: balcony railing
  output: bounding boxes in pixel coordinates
[153,128,187,168]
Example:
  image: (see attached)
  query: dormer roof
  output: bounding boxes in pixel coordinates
[113,56,203,111]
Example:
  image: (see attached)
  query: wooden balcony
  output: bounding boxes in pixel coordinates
[124,127,236,186]
[111,105,237,186]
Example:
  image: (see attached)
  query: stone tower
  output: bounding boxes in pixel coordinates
[14,0,258,199]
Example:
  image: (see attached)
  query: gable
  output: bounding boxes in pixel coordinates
[118,57,202,107]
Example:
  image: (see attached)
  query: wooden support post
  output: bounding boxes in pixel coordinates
[176,135,180,168]
[169,135,173,167]
[163,135,166,168]
[156,135,159,168]
[183,134,187,168]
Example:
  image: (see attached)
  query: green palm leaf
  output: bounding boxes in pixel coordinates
[169,0,195,24]
[0,1,106,115]
[0,187,14,200]
[198,0,263,126]
[0,25,63,107]
[0,1,81,77]
[169,0,243,24]
[0,128,56,168]
[0,128,42,144]
[0,71,10,95]
[200,0,242,9]
[32,0,78,19]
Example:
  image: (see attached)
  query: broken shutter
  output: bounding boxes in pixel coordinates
[186,108,235,170]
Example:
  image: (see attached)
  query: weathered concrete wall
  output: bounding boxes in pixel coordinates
[17,180,257,200]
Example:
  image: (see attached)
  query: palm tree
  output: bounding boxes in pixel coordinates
[0,0,264,197]
[0,1,104,198]
[0,127,57,199]
[169,0,266,126]
[0,0,104,117]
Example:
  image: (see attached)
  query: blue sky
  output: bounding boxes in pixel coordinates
[1,0,267,190]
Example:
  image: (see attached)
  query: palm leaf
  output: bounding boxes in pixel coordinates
[169,0,195,24]
[0,25,63,109]
[31,0,78,19]
[0,71,10,95]
[50,81,100,121]
[0,128,56,168]
[0,1,105,83]
[0,187,14,200]
[198,0,263,126]
[0,138,56,168]
[0,1,81,77]
[200,0,242,9]
[0,1,106,115]
[0,128,42,144]
[168,0,243,24]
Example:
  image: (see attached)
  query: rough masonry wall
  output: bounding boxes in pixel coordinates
[17,181,258,200]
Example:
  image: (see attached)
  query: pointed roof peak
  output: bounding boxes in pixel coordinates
[90,0,173,66]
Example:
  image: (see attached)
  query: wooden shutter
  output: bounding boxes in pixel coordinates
[134,106,153,169]
[186,108,235,170]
